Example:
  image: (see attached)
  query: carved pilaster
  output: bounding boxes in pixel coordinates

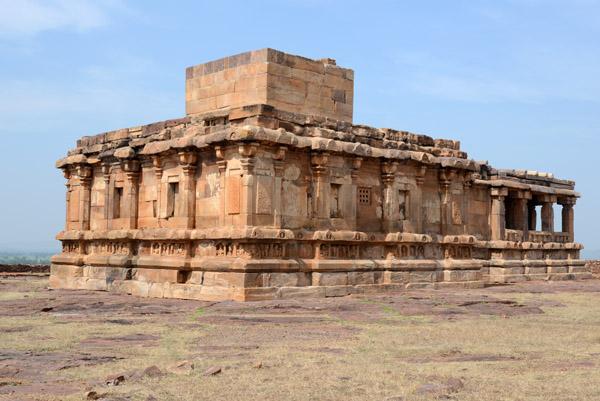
[381,161,398,232]
[76,165,92,231]
[101,164,111,229]
[153,156,163,221]
[178,150,198,229]
[215,147,227,226]
[310,152,329,220]
[62,168,72,229]
[439,168,457,235]
[413,165,427,233]
[349,157,362,230]
[462,172,473,235]
[273,146,286,228]
[120,159,140,229]
[239,143,258,226]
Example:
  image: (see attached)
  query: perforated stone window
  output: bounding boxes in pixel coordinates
[358,187,371,206]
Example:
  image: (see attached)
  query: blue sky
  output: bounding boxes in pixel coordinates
[0,0,598,256]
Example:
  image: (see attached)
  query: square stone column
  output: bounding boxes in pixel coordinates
[528,200,537,231]
[558,197,576,242]
[538,194,556,233]
[490,187,508,240]
[511,190,532,241]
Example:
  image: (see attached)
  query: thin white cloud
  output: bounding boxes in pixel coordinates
[0,0,126,38]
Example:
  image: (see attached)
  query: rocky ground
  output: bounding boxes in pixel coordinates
[587,259,600,278]
[1,272,600,400]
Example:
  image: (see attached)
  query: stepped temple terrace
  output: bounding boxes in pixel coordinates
[51,49,588,301]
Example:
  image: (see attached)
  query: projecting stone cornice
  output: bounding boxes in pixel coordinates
[473,179,579,197]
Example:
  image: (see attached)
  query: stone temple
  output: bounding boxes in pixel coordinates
[51,49,588,301]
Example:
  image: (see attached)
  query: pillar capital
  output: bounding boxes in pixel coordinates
[120,159,140,174]
[381,161,398,186]
[510,190,532,200]
[310,151,329,167]
[536,194,557,204]
[178,150,198,167]
[415,165,427,186]
[61,167,72,181]
[311,152,329,177]
[178,150,198,177]
[239,143,258,158]
[272,146,287,161]
[558,197,577,206]
[491,187,509,198]
[439,168,456,191]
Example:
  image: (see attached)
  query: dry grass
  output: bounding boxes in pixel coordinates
[1,278,600,401]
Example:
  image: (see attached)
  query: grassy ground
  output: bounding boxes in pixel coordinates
[1,276,599,401]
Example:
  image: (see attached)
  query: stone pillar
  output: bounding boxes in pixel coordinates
[120,159,140,230]
[215,147,227,226]
[512,191,531,241]
[239,143,258,226]
[439,168,457,236]
[310,152,329,224]
[153,156,163,223]
[179,151,198,229]
[490,187,508,241]
[62,168,72,230]
[381,161,398,232]
[101,164,111,230]
[273,146,286,228]
[528,201,537,231]
[558,197,576,242]
[349,158,362,231]
[539,195,556,233]
[462,172,472,235]
[76,165,92,231]
[414,165,427,234]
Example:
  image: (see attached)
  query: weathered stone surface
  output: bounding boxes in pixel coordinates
[51,49,584,301]
[167,360,194,375]
[202,366,222,376]
[143,365,165,378]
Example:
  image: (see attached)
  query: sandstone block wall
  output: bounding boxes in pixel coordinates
[185,49,353,122]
